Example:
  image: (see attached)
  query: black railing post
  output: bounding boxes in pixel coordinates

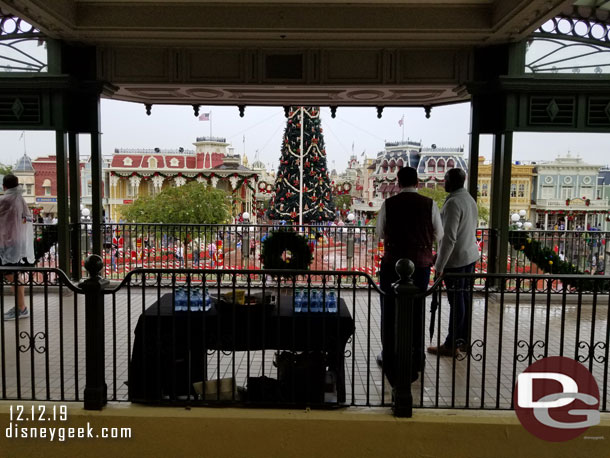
[70,223,82,281]
[392,258,419,418]
[79,255,108,410]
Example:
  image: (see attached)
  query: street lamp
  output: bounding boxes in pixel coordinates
[511,211,531,230]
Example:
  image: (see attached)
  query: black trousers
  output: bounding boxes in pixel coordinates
[379,261,430,386]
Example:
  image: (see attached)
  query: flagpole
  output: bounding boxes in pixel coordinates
[22,131,27,155]
[401,115,405,143]
[299,106,304,226]
[210,111,213,138]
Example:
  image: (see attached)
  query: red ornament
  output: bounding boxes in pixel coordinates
[566,199,570,206]
[586,199,591,206]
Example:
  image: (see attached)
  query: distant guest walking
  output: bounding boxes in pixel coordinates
[376,167,443,384]
[428,168,479,357]
[0,175,35,320]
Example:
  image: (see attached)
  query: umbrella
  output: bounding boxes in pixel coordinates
[429,274,440,342]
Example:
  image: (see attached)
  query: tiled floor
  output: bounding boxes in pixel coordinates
[1,284,609,411]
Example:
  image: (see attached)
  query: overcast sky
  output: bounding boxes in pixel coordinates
[1,99,609,173]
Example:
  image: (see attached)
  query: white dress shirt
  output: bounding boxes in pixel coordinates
[376,187,443,243]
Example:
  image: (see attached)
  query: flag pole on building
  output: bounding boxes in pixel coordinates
[19,131,26,154]
[399,115,405,142]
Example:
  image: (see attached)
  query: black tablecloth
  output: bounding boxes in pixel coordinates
[129,291,354,402]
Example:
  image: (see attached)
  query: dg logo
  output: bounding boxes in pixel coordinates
[514,356,600,442]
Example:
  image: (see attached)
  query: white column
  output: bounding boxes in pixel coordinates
[544,212,548,230]
[584,212,588,230]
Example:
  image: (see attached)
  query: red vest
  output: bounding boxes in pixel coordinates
[382,192,434,268]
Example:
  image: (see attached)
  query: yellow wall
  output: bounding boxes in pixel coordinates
[1,402,609,458]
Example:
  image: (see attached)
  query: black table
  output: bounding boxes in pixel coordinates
[129,291,354,403]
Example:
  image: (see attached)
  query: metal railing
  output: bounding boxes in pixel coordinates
[31,223,610,287]
[1,260,609,417]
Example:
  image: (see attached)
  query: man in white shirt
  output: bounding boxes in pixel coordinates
[376,167,443,384]
[429,168,480,357]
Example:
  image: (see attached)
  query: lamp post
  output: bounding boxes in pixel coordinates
[346,212,355,270]
[81,206,92,255]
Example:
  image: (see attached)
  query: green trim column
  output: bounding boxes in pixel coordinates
[90,99,103,257]
[55,131,70,274]
[488,131,513,275]
[68,132,81,280]
[467,96,481,202]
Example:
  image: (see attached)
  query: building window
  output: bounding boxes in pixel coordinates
[481,183,488,197]
[437,159,445,173]
[42,178,51,196]
[170,158,179,167]
[518,184,525,198]
[541,186,554,199]
[127,182,134,197]
[148,157,158,169]
[561,186,573,200]
[25,184,33,195]
[580,186,593,199]
[510,184,517,197]
[427,159,435,173]
[123,157,133,166]
[447,159,455,169]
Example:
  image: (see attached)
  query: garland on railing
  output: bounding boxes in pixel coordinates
[508,230,609,291]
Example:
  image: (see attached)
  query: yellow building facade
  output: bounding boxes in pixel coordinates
[477,157,535,224]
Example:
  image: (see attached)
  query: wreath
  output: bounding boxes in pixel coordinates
[261,230,312,270]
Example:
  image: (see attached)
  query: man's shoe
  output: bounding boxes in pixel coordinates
[3,307,29,321]
[426,344,459,357]
[376,353,383,369]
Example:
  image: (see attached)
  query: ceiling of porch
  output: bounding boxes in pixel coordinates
[0,0,577,106]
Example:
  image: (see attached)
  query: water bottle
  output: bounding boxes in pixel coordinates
[294,289,302,313]
[311,289,321,313]
[204,287,212,312]
[175,287,186,312]
[190,289,203,311]
[301,289,310,313]
[327,290,337,314]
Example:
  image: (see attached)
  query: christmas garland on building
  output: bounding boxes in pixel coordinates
[261,230,312,270]
[508,230,609,291]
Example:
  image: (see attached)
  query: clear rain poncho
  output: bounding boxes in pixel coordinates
[0,186,35,265]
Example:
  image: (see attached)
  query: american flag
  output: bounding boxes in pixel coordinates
[199,112,210,121]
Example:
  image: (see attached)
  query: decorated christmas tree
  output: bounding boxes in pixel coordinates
[268,106,335,223]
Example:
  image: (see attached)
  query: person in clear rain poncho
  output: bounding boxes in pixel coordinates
[0,174,35,320]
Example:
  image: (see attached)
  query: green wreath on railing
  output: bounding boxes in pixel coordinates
[261,230,312,270]
[508,230,609,291]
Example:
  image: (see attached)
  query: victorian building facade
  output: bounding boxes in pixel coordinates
[477,157,535,223]
[106,137,259,222]
[533,155,609,231]
[369,140,467,212]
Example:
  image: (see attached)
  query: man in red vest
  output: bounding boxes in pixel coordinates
[376,167,443,384]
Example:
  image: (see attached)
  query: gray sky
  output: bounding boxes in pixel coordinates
[1,100,609,172]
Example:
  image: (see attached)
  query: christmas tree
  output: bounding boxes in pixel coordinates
[268,106,336,223]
